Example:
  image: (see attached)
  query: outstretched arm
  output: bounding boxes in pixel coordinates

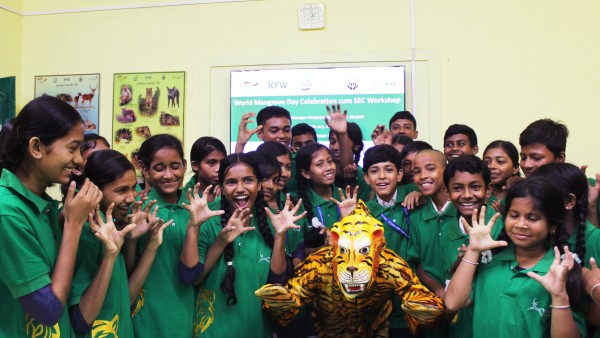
[325,105,354,177]
[235,112,262,154]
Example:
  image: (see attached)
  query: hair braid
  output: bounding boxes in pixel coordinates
[219,196,237,305]
[254,191,274,248]
[574,194,588,260]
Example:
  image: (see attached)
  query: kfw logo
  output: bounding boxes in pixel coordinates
[269,82,288,89]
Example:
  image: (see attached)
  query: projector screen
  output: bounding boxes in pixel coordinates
[230,65,405,154]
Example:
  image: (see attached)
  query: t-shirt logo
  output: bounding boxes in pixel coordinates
[25,314,60,338]
[527,298,548,317]
[259,252,271,264]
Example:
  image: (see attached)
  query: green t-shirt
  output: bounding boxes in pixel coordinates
[0,169,74,338]
[195,213,275,337]
[365,188,411,330]
[407,198,458,286]
[472,245,587,337]
[306,186,342,229]
[355,166,373,201]
[568,220,600,269]
[132,188,195,338]
[440,206,503,338]
[69,212,133,338]
[271,191,307,256]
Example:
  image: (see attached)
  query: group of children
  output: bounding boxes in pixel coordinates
[1,95,600,338]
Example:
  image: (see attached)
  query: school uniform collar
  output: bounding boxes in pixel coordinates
[421,198,456,221]
[0,168,57,214]
[376,189,398,208]
[146,187,188,208]
[493,244,555,273]
[308,185,340,207]
[445,217,468,241]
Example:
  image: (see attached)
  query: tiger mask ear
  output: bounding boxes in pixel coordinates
[330,230,339,246]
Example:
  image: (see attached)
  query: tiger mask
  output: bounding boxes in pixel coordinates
[331,200,386,300]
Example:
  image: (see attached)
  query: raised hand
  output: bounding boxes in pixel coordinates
[182,184,225,227]
[342,163,358,180]
[371,125,392,145]
[583,257,600,298]
[90,204,136,256]
[265,194,306,235]
[218,208,256,243]
[145,218,173,251]
[462,206,506,253]
[126,199,157,239]
[528,246,573,298]
[402,191,425,210]
[63,178,103,229]
[325,104,348,134]
[237,112,263,145]
[331,185,359,217]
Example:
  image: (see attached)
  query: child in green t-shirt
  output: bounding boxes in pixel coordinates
[482,140,520,209]
[179,153,305,337]
[445,178,587,337]
[182,137,227,203]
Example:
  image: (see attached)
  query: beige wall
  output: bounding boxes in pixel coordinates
[0,1,22,104]
[4,0,600,174]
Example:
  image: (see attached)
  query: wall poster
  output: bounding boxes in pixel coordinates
[35,73,100,133]
[112,71,185,175]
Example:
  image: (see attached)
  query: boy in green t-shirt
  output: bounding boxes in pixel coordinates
[443,124,479,162]
[362,144,413,337]
[442,155,504,338]
[406,149,454,338]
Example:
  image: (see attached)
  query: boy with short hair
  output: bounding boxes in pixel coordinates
[406,149,455,338]
[443,124,478,162]
[235,105,292,153]
[518,118,568,177]
[371,110,419,145]
[441,155,503,338]
[291,123,317,151]
[363,144,413,337]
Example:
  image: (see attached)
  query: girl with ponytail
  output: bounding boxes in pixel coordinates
[180,153,305,337]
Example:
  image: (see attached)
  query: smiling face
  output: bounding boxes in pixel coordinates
[100,170,138,222]
[484,147,518,186]
[147,148,186,203]
[505,196,551,252]
[222,163,260,210]
[37,123,85,185]
[275,154,292,189]
[444,134,478,161]
[413,151,446,197]
[365,161,402,202]
[261,171,280,203]
[519,143,562,177]
[193,150,225,187]
[257,117,291,146]
[302,148,336,188]
[448,171,489,222]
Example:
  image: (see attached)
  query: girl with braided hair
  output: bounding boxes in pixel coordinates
[180,153,305,337]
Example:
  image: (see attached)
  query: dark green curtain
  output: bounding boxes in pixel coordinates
[0,76,16,125]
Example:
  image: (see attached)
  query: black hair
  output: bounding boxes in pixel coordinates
[363,144,402,172]
[519,119,569,158]
[291,123,317,142]
[392,135,413,147]
[0,118,16,151]
[256,141,291,161]
[190,136,227,165]
[247,151,281,181]
[217,153,274,305]
[500,177,584,311]
[137,134,184,169]
[483,140,520,176]
[389,111,417,130]
[329,122,364,165]
[256,106,291,126]
[0,96,83,174]
[81,133,110,154]
[83,149,135,190]
[443,124,478,148]
[530,163,587,261]
[443,155,491,188]
[399,140,433,161]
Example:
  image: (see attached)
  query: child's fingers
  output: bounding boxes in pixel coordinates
[186,188,193,203]
[291,198,303,215]
[526,271,543,283]
[591,257,599,271]
[478,206,486,226]
[202,185,213,199]
[353,185,359,199]
[120,223,137,237]
[460,216,472,234]
[105,203,115,223]
[143,200,157,215]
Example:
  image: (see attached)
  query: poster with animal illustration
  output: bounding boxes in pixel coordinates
[34,73,100,133]
[112,71,185,175]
